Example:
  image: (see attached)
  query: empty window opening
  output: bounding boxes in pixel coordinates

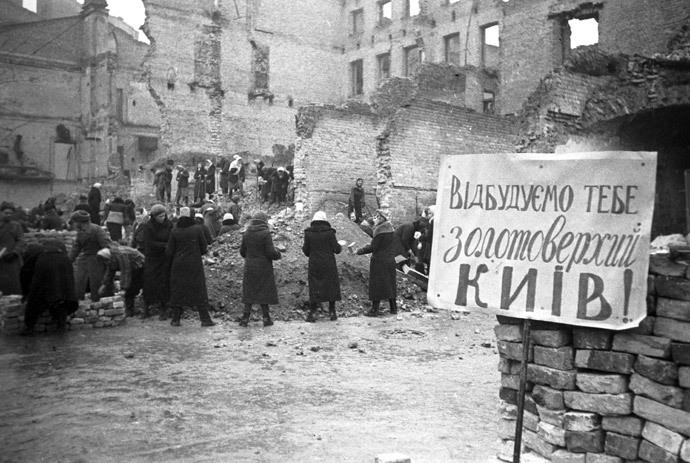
[444,33,461,65]
[406,0,420,17]
[116,88,124,122]
[451,11,457,22]
[404,45,424,76]
[351,9,364,35]
[378,1,392,24]
[288,97,294,108]
[482,91,495,114]
[568,17,599,48]
[22,0,37,12]
[350,59,364,95]
[378,53,391,81]
[481,23,500,68]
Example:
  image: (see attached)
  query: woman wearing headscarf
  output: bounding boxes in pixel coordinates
[302,211,342,322]
[239,211,281,327]
[166,207,215,327]
[218,213,239,236]
[356,209,397,316]
[140,204,172,319]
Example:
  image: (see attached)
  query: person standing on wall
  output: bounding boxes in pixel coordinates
[87,182,102,225]
[355,209,398,317]
[166,207,215,327]
[239,211,281,327]
[302,211,342,322]
[0,201,25,295]
[348,178,366,224]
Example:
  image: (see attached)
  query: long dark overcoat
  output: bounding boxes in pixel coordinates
[166,217,208,307]
[193,167,207,201]
[21,243,77,312]
[87,186,101,224]
[302,220,342,303]
[240,219,281,305]
[141,217,172,306]
[357,221,397,301]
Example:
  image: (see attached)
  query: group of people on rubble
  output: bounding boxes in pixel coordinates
[0,171,435,336]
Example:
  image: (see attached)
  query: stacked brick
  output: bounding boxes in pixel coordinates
[495,274,690,463]
[24,230,77,247]
[0,295,126,335]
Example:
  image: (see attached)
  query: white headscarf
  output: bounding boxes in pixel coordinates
[312,211,327,222]
[97,248,111,259]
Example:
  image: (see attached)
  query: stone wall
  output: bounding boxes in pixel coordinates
[494,271,690,462]
[0,295,126,335]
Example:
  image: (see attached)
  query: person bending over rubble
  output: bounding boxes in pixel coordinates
[166,207,215,327]
[239,211,281,327]
[96,245,144,317]
[218,213,239,236]
[20,240,77,336]
[69,210,108,302]
[355,209,398,317]
[302,211,342,322]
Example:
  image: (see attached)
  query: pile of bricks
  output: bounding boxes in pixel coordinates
[495,274,690,463]
[0,294,127,335]
[24,230,77,247]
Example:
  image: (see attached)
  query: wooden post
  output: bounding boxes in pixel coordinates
[513,319,531,463]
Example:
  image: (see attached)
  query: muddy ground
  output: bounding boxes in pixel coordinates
[0,310,500,463]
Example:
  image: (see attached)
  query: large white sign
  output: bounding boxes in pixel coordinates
[427,152,657,330]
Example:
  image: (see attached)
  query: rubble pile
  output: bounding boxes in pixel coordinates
[0,295,126,335]
[494,260,690,462]
[203,207,429,322]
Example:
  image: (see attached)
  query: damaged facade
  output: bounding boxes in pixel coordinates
[0,0,160,205]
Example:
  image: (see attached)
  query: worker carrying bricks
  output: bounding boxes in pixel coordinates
[19,239,77,336]
[348,178,366,224]
[96,244,144,317]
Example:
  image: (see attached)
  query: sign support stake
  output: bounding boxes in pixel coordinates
[513,318,531,463]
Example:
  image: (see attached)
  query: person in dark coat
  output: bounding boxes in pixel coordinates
[166,207,215,327]
[356,209,397,316]
[418,205,435,275]
[73,195,91,216]
[302,211,342,322]
[239,211,281,327]
[193,163,207,203]
[205,159,216,197]
[19,240,77,336]
[259,166,275,203]
[392,219,426,270]
[140,204,172,319]
[175,166,190,206]
[271,167,290,204]
[348,178,366,224]
[0,202,25,295]
[87,182,102,224]
[228,195,242,225]
[103,197,126,242]
[68,210,108,301]
[218,213,239,236]
[219,158,231,195]
[40,203,64,231]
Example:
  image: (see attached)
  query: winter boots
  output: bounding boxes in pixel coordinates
[306,303,317,323]
[158,305,169,321]
[261,304,273,327]
[125,297,136,317]
[239,304,273,327]
[198,306,216,327]
[239,304,251,327]
[389,298,398,315]
[328,301,337,321]
[365,300,381,317]
[170,307,181,326]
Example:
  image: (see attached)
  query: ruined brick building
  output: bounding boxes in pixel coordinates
[1,0,689,237]
[0,0,160,204]
[141,0,690,236]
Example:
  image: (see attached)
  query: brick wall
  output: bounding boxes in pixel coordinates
[494,267,690,462]
[295,98,518,223]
